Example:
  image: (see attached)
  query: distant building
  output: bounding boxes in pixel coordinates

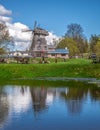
[48,49,69,59]
[9,51,31,58]
[9,25,69,58]
[30,27,49,57]
[29,27,69,58]
[9,48,69,59]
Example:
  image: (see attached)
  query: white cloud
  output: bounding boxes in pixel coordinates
[7,22,31,41]
[6,22,32,50]
[46,32,59,45]
[0,4,12,15]
[0,4,59,50]
[0,15,12,23]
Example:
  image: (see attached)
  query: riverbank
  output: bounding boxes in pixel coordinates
[0,58,100,79]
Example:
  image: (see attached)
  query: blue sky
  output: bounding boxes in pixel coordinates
[0,0,100,39]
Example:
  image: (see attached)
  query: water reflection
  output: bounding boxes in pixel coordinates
[90,87,100,101]
[7,86,31,114]
[0,87,9,127]
[60,87,88,114]
[30,87,57,114]
[30,87,48,113]
[0,81,100,130]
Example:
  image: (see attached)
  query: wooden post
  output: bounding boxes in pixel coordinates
[55,54,57,63]
[41,47,45,63]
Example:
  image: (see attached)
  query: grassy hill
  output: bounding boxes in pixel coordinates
[0,58,100,79]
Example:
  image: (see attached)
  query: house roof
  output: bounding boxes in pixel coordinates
[48,49,69,54]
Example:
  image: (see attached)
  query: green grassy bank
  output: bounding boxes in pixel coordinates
[0,58,100,79]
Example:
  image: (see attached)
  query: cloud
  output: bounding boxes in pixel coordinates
[6,22,32,50]
[0,5,12,23]
[0,4,12,15]
[7,22,31,42]
[0,4,59,50]
[0,16,12,23]
[46,32,59,45]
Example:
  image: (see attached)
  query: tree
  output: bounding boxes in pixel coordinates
[0,48,5,55]
[89,34,99,53]
[0,23,13,54]
[94,40,100,56]
[57,37,79,57]
[65,23,83,38]
[75,36,89,54]
[65,23,88,55]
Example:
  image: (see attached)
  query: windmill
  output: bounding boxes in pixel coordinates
[22,21,37,50]
[22,21,49,58]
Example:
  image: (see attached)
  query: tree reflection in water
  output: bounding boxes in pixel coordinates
[59,81,100,114]
[60,87,88,114]
[0,87,9,127]
[29,82,100,116]
[0,80,100,130]
[89,87,100,101]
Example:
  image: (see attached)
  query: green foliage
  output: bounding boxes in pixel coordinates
[94,40,100,56]
[57,37,79,56]
[0,48,6,55]
[65,23,89,55]
[89,34,100,53]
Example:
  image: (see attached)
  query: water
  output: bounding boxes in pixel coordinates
[0,81,100,130]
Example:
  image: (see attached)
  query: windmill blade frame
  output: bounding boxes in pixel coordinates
[34,21,37,30]
[22,29,33,32]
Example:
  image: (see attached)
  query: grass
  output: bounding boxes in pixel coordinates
[0,58,100,79]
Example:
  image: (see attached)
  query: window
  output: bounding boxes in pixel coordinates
[61,54,66,56]
[51,54,55,56]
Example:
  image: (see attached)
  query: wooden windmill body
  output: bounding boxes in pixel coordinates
[23,22,49,57]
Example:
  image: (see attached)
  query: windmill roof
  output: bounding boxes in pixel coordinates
[34,27,49,36]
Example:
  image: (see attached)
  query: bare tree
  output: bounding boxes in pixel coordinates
[65,23,83,38]
[0,23,13,53]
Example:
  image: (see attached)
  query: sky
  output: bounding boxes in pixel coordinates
[0,0,100,50]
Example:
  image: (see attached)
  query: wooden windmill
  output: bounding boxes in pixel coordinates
[22,21,49,58]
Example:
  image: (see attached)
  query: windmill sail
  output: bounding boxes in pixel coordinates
[30,32,36,51]
[29,21,37,51]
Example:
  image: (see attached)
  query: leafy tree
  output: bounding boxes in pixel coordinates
[0,23,13,54]
[65,23,88,55]
[75,36,88,54]
[57,37,79,57]
[94,40,100,56]
[0,48,5,55]
[89,34,99,53]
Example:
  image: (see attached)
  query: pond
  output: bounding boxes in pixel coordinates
[0,80,100,130]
